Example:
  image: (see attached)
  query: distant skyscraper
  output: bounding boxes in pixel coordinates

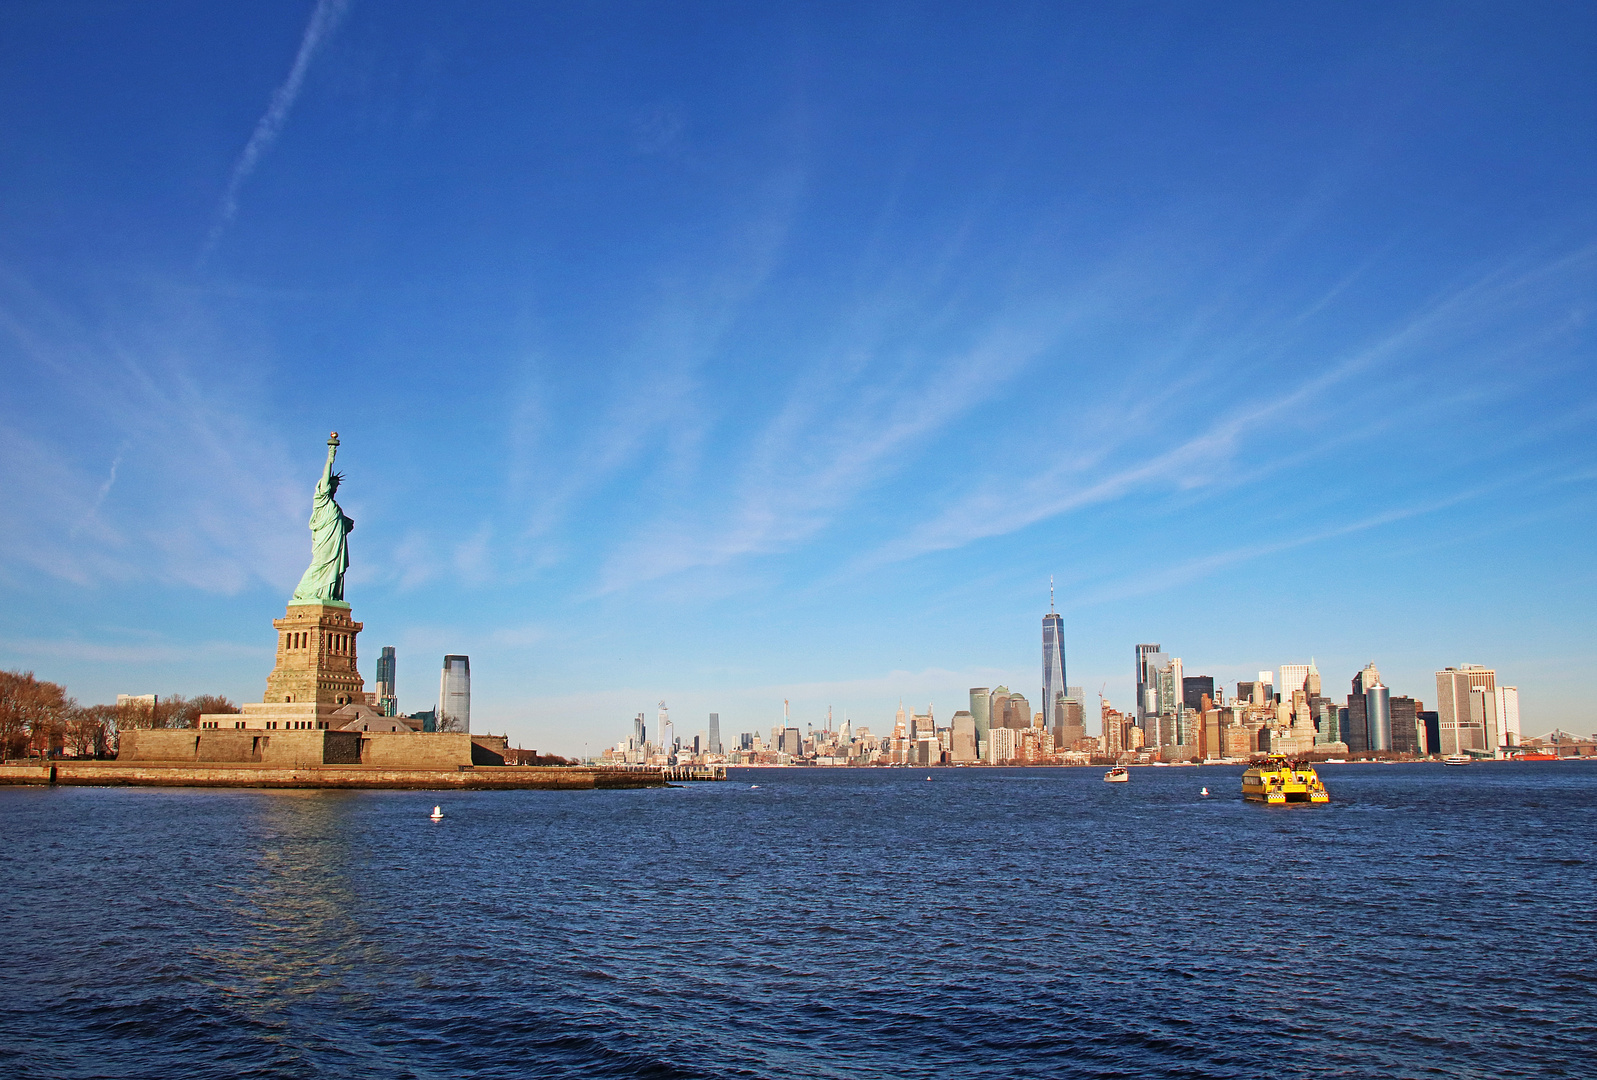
[1135,645,1165,727]
[1277,664,1311,702]
[1390,695,1419,754]
[1042,578,1067,733]
[950,711,978,763]
[1182,675,1215,712]
[708,713,721,754]
[375,646,397,716]
[1153,657,1183,747]
[633,712,646,748]
[1436,666,1496,756]
[1495,687,1520,749]
[1366,683,1392,751]
[988,686,1011,732]
[438,655,470,732]
[1303,660,1321,699]
[969,688,991,757]
[1346,662,1382,752]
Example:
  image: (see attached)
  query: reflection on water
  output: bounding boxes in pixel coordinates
[2,764,1595,1079]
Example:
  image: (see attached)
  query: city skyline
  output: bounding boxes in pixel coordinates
[0,5,1593,754]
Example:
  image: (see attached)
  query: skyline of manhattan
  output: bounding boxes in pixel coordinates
[1,3,1594,754]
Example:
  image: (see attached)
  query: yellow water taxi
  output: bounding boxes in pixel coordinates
[1242,757,1329,804]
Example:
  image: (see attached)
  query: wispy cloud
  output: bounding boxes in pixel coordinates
[592,315,1054,594]
[201,0,351,261]
[1080,483,1504,605]
[0,634,262,666]
[858,244,1597,571]
[0,271,305,593]
[70,441,129,539]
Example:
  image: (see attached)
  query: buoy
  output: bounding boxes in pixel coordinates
[429,805,443,820]
[926,775,932,781]
[1200,787,1209,797]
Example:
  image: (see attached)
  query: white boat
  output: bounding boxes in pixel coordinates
[1442,755,1471,767]
[1103,766,1129,783]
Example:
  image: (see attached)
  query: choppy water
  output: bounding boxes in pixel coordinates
[2,762,1593,1079]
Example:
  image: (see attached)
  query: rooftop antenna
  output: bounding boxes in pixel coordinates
[1050,575,1055,613]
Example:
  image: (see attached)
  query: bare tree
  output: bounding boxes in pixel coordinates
[0,671,72,759]
[66,704,116,758]
[167,694,239,728]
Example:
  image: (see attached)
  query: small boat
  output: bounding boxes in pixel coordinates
[1242,757,1329,804]
[429,805,444,820]
[1442,755,1471,766]
[1103,766,1129,783]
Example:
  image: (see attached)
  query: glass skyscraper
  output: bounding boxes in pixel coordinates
[375,646,397,717]
[1042,582,1067,732]
[708,712,721,754]
[438,655,470,733]
[1135,644,1165,728]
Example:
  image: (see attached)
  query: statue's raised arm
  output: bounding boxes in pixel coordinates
[291,432,355,604]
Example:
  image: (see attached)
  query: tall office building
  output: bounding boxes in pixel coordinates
[969,688,991,758]
[988,686,1011,732]
[633,712,646,748]
[1345,662,1382,752]
[1154,656,1183,748]
[1303,660,1321,699]
[1436,666,1497,756]
[1390,695,1420,754]
[950,711,978,763]
[375,646,397,717]
[708,713,721,755]
[1365,683,1392,752]
[1277,664,1311,702]
[1182,675,1215,712]
[1135,645,1165,728]
[1042,579,1067,733]
[1495,687,1520,749]
[438,655,470,733]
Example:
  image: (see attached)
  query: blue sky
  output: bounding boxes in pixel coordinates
[1,2,1593,753]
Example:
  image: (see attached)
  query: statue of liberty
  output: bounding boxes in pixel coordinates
[291,432,354,603]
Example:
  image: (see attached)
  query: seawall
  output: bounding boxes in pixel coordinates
[0,761,666,790]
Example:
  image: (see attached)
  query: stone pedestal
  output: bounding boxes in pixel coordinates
[197,603,368,732]
[265,602,366,709]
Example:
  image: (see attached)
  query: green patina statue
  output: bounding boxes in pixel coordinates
[291,432,354,604]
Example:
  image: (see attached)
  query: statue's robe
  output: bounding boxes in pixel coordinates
[291,457,353,602]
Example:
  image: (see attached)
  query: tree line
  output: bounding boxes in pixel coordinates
[0,670,239,760]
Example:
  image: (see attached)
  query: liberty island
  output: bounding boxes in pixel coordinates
[0,434,663,791]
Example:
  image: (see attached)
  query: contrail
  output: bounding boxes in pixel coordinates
[200,0,352,262]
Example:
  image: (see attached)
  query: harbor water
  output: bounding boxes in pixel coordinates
[2,762,1592,1078]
